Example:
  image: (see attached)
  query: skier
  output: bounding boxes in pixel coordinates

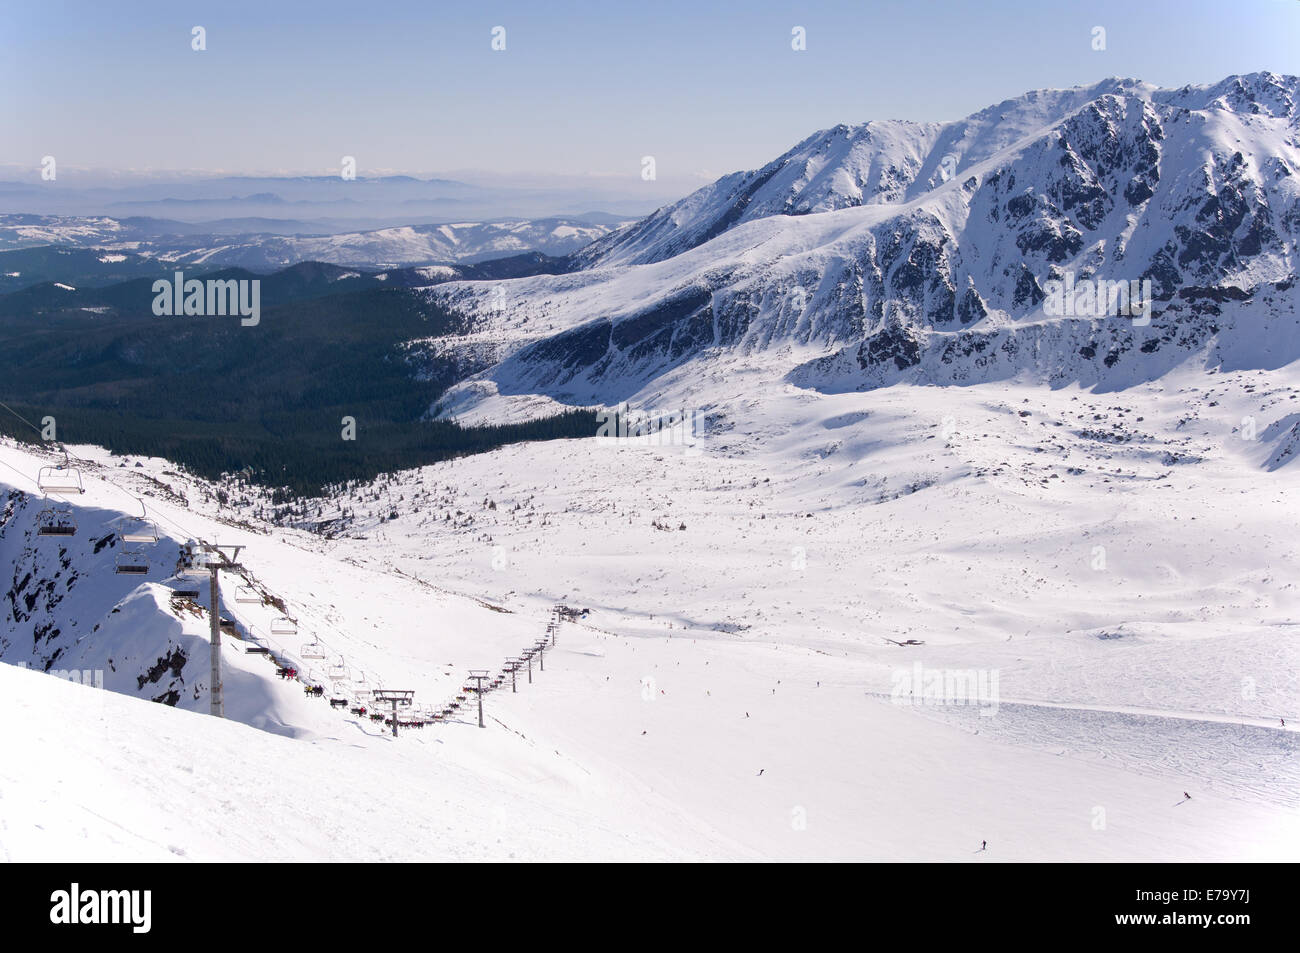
[1184,791,1192,801]
[981,840,986,851]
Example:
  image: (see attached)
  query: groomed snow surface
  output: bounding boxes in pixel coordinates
[2,361,1298,862]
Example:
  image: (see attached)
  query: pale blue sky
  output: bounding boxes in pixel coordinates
[2,0,1297,184]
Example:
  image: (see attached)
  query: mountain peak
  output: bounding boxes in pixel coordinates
[574,74,1298,270]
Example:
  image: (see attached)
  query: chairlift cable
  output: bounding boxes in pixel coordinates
[3,420,209,544]
[0,399,45,438]
[0,455,43,491]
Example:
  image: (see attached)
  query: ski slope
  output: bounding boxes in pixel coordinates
[2,362,1298,860]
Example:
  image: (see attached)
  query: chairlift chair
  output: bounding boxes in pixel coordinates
[36,454,84,496]
[116,500,159,544]
[270,617,297,637]
[119,521,158,544]
[300,640,327,660]
[115,549,149,575]
[177,542,212,577]
[234,586,260,604]
[328,661,350,682]
[36,502,77,538]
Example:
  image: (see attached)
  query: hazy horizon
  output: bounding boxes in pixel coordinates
[4,0,1297,186]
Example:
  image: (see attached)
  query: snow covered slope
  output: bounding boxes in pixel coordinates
[2,362,1298,861]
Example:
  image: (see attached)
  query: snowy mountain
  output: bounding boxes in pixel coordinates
[0,215,624,271]
[423,73,1299,418]
[3,72,1299,863]
[152,219,622,270]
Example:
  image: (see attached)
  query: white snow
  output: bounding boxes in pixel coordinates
[2,360,1298,861]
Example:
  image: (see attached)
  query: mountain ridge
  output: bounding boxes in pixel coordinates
[421,71,1300,420]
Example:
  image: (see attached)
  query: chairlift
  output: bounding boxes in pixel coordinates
[115,549,149,575]
[177,541,212,577]
[116,499,159,544]
[36,453,84,496]
[36,501,77,538]
[328,661,350,681]
[270,617,297,637]
[300,640,328,660]
[235,586,260,604]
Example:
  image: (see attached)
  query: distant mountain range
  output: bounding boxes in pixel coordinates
[0,216,627,284]
[4,72,1298,487]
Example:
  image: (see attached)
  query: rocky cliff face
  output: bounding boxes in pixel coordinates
[0,488,205,706]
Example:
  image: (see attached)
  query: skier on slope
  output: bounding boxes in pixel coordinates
[1184,792,1192,801]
